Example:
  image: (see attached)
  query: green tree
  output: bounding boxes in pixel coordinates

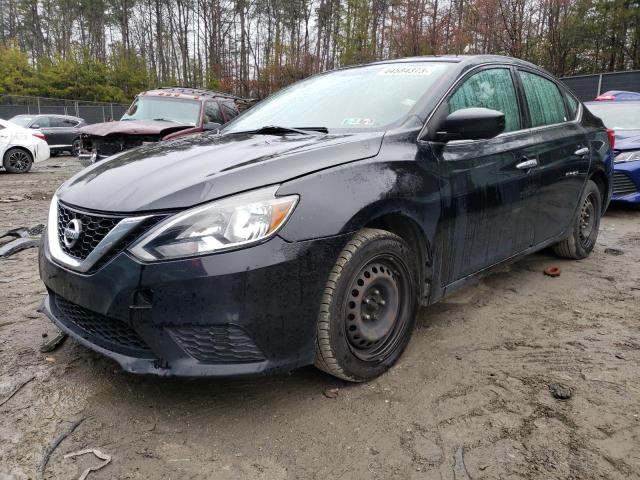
[0,44,36,95]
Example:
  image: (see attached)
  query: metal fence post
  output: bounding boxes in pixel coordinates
[37,97,41,114]
[110,103,114,121]
[75,101,79,117]
[597,74,603,96]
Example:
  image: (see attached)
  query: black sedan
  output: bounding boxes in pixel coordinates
[9,114,86,156]
[39,55,613,381]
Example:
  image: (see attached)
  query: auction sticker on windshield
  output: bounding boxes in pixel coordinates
[377,66,435,76]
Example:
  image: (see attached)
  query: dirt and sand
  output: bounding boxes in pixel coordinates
[1,156,639,479]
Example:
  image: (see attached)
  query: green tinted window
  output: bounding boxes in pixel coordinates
[448,68,520,132]
[564,91,579,119]
[520,71,566,127]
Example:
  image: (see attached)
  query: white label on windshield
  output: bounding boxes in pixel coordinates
[377,66,434,76]
[342,117,376,126]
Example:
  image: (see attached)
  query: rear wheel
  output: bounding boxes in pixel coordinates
[3,148,33,174]
[315,228,419,382]
[553,179,602,259]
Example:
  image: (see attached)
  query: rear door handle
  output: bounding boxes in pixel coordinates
[516,158,538,170]
[574,147,589,156]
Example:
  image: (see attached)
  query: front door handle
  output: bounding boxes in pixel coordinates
[516,158,538,170]
[574,147,589,156]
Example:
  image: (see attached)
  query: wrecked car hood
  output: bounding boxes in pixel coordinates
[80,120,192,137]
[58,131,384,212]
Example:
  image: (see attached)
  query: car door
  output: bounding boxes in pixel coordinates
[0,123,10,154]
[46,117,71,147]
[30,116,52,141]
[57,118,80,146]
[432,66,540,285]
[516,69,589,243]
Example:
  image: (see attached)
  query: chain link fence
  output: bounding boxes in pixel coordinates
[561,71,640,102]
[0,95,129,124]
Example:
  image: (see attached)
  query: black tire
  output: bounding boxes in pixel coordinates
[3,148,33,173]
[315,228,419,382]
[50,150,59,157]
[71,138,81,157]
[553,179,602,259]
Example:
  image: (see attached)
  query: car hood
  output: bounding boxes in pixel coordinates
[58,131,385,212]
[80,120,192,137]
[614,129,640,151]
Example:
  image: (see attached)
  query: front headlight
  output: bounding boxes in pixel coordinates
[129,186,298,261]
[615,151,640,163]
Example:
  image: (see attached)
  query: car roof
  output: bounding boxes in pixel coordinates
[585,100,640,106]
[373,54,534,65]
[141,87,242,102]
[329,55,553,81]
[20,113,83,120]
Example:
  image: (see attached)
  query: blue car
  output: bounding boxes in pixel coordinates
[585,100,640,204]
[595,90,640,101]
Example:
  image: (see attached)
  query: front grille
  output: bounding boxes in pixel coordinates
[54,294,153,357]
[57,203,124,260]
[57,202,167,269]
[612,172,638,197]
[169,325,265,363]
[95,139,126,157]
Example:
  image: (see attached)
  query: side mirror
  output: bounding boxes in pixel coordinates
[203,122,221,131]
[31,124,40,129]
[436,107,505,142]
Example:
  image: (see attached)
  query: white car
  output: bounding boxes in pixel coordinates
[0,118,50,173]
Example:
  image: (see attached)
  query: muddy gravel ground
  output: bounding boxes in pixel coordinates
[1,156,639,480]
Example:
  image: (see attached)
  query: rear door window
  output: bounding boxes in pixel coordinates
[222,104,238,122]
[49,117,66,127]
[519,71,567,127]
[448,68,521,132]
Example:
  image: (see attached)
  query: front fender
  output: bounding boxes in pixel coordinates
[277,158,441,245]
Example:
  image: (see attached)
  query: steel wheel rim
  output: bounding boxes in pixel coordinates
[7,151,31,172]
[343,254,411,362]
[578,193,597,248]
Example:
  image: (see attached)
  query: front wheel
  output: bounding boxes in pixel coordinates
[553,179,602,259]
[3,148,33,173]
[315,228,419,382]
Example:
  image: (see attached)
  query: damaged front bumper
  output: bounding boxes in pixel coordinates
[39,230,348,377]
[78,150,104,167]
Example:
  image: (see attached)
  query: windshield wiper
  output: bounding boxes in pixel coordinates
[229,125,329,135]
[153,118,179,123]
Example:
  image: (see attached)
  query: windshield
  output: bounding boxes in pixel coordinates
[121,96,201,125]
[9,115,33,127]
[586,103,640,130]
[225,62,453,132]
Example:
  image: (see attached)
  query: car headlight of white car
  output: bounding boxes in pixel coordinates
[615,151,640,163]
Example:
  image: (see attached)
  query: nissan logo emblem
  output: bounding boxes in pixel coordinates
[63,219,82,248]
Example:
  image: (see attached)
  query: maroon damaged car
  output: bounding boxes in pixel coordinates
[78,87,247,166]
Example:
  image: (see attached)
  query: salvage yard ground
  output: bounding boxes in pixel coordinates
[1,157,639,479]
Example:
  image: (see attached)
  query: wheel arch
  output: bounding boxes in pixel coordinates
[3,145,34,161]
[589,168,609,213]
[361,211,433,305]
